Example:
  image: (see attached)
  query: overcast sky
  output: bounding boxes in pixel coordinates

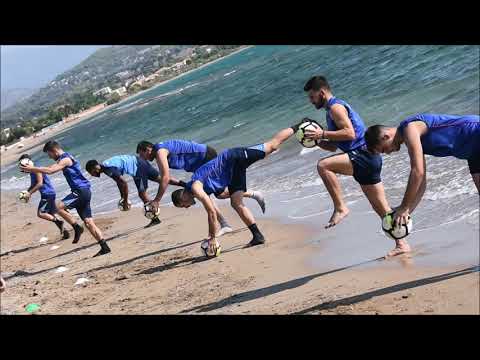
[1,45,106,90]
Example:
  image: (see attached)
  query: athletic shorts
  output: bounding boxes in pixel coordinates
[62,187,92,220]
[468,156,480,174]
[133,158,160,192]
[347,147,382,185]
[38,194,57,215]
[228,144,266,195]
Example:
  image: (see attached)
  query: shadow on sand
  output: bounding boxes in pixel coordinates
[293,265,480,314]
[181,257,385,313]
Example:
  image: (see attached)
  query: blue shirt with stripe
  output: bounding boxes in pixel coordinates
[58,152,90,191]
[399,114,480,159]
[102,155,138,177]
[154,140,207,172]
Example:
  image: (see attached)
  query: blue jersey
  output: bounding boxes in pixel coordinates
[102,155,138,177]
[325,97,366,153]
[30,173,56,197]
[58,152,90,191]
[186,149,234,195]
[154,140,207,172]
[399,114,480,159]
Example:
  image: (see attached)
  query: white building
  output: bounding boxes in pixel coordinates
[111,87,127,97]
[93,87,112,97]
[2,128,11,138]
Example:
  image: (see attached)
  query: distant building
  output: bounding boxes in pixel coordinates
[111,87,127,97]
[136,74,146,82]
[93,87,112,97]
[116,70,132,79]
[206,48,212,54]
[2,128,11,138]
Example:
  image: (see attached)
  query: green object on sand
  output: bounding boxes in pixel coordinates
[25,303,40,313]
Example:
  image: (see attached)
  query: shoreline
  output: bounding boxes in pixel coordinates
[0,46,255,169]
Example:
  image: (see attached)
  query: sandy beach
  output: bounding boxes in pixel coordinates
[1,191,478,315]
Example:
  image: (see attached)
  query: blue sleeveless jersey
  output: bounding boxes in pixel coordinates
[325,97,366,152]
[58,152,90,191]
[399,114,480,159]
[30,173,56,197]
[154,140,207,172]
[186,149,233,195]
[102,155,138,177]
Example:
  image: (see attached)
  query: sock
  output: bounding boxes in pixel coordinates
[54,218,63,230]
[248,223,263,238]
[99,240,110,251]
[219,217,230,228]
[73,223,82,231]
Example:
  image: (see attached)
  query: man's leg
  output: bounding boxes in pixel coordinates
[263,127,295,155]
[317,154,353,228]
[210,195,233,236]
[230,191,265,246]
[83,217,111,257]
[216,188,265,213]
[57,198,84,242]
[472,173,480,193]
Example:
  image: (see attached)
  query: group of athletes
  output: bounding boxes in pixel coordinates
[5,75,478,289]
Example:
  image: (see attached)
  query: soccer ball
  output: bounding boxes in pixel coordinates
[144,203,160,219]
[200,239,222,258]
[19,158,33,168]
[382,211,413,240]
[295,118,323,148]
[17,190,30,203]
[118,198,132,211]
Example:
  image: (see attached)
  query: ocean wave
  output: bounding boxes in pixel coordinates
[224,70,237,77]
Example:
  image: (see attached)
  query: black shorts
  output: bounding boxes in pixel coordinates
[134,158,160,192]
[227,145,266,195]
[62,187,92,220]
[347,147,382,185]
[468,156,480,174]
[38,194,57,215]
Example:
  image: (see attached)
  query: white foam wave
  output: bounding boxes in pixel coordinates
[224,70,237,77]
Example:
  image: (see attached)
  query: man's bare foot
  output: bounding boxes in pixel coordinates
[385,240,411,258]
[325,208,350,229]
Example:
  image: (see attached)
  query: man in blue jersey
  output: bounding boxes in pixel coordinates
[85,154,166,227]
[170,128,293,255]
[365,114,480,255]
[301,76,393,232]
[18,154,70,239]
[20,141,111,257]
[136,139,265,237]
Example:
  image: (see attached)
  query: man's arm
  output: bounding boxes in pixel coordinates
[113,176,130,210]
[21,157,72,175]
[28,173,44,195]
[394,123,427,226]
[191,181,218,240]
[152,149,171,205]
[168,177,187,187]
[305,104,356,142]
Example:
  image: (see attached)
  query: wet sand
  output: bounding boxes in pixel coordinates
[1,191,478,315]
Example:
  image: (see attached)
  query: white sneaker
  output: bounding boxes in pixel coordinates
[216,226,233,237]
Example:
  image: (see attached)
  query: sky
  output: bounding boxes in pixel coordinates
[1,45,106,90]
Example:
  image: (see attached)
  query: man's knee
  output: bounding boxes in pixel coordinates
[230,194,244,210]
[317,159,329,175]
[83,218,95,229]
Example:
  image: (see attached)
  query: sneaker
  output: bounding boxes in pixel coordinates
[216,226,233,237]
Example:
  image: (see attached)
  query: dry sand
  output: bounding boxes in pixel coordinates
[1,192,478,315]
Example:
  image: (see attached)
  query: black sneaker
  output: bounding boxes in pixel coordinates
[247,235,265,247]
[145,217,161,228]
[93,247,111,257]
[72,225,84,244]
[62,230,70,240]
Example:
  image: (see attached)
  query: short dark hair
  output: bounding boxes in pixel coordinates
[364,125,387,152]
[136,141,154,154]
[304,76,331,92]
[171,189,184,207]
[85,159,100,173]
[43,140,60,153]
[18,154,31,162]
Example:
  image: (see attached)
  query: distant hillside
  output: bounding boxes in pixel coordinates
[1,88,37,111]
[1,45,193,127]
